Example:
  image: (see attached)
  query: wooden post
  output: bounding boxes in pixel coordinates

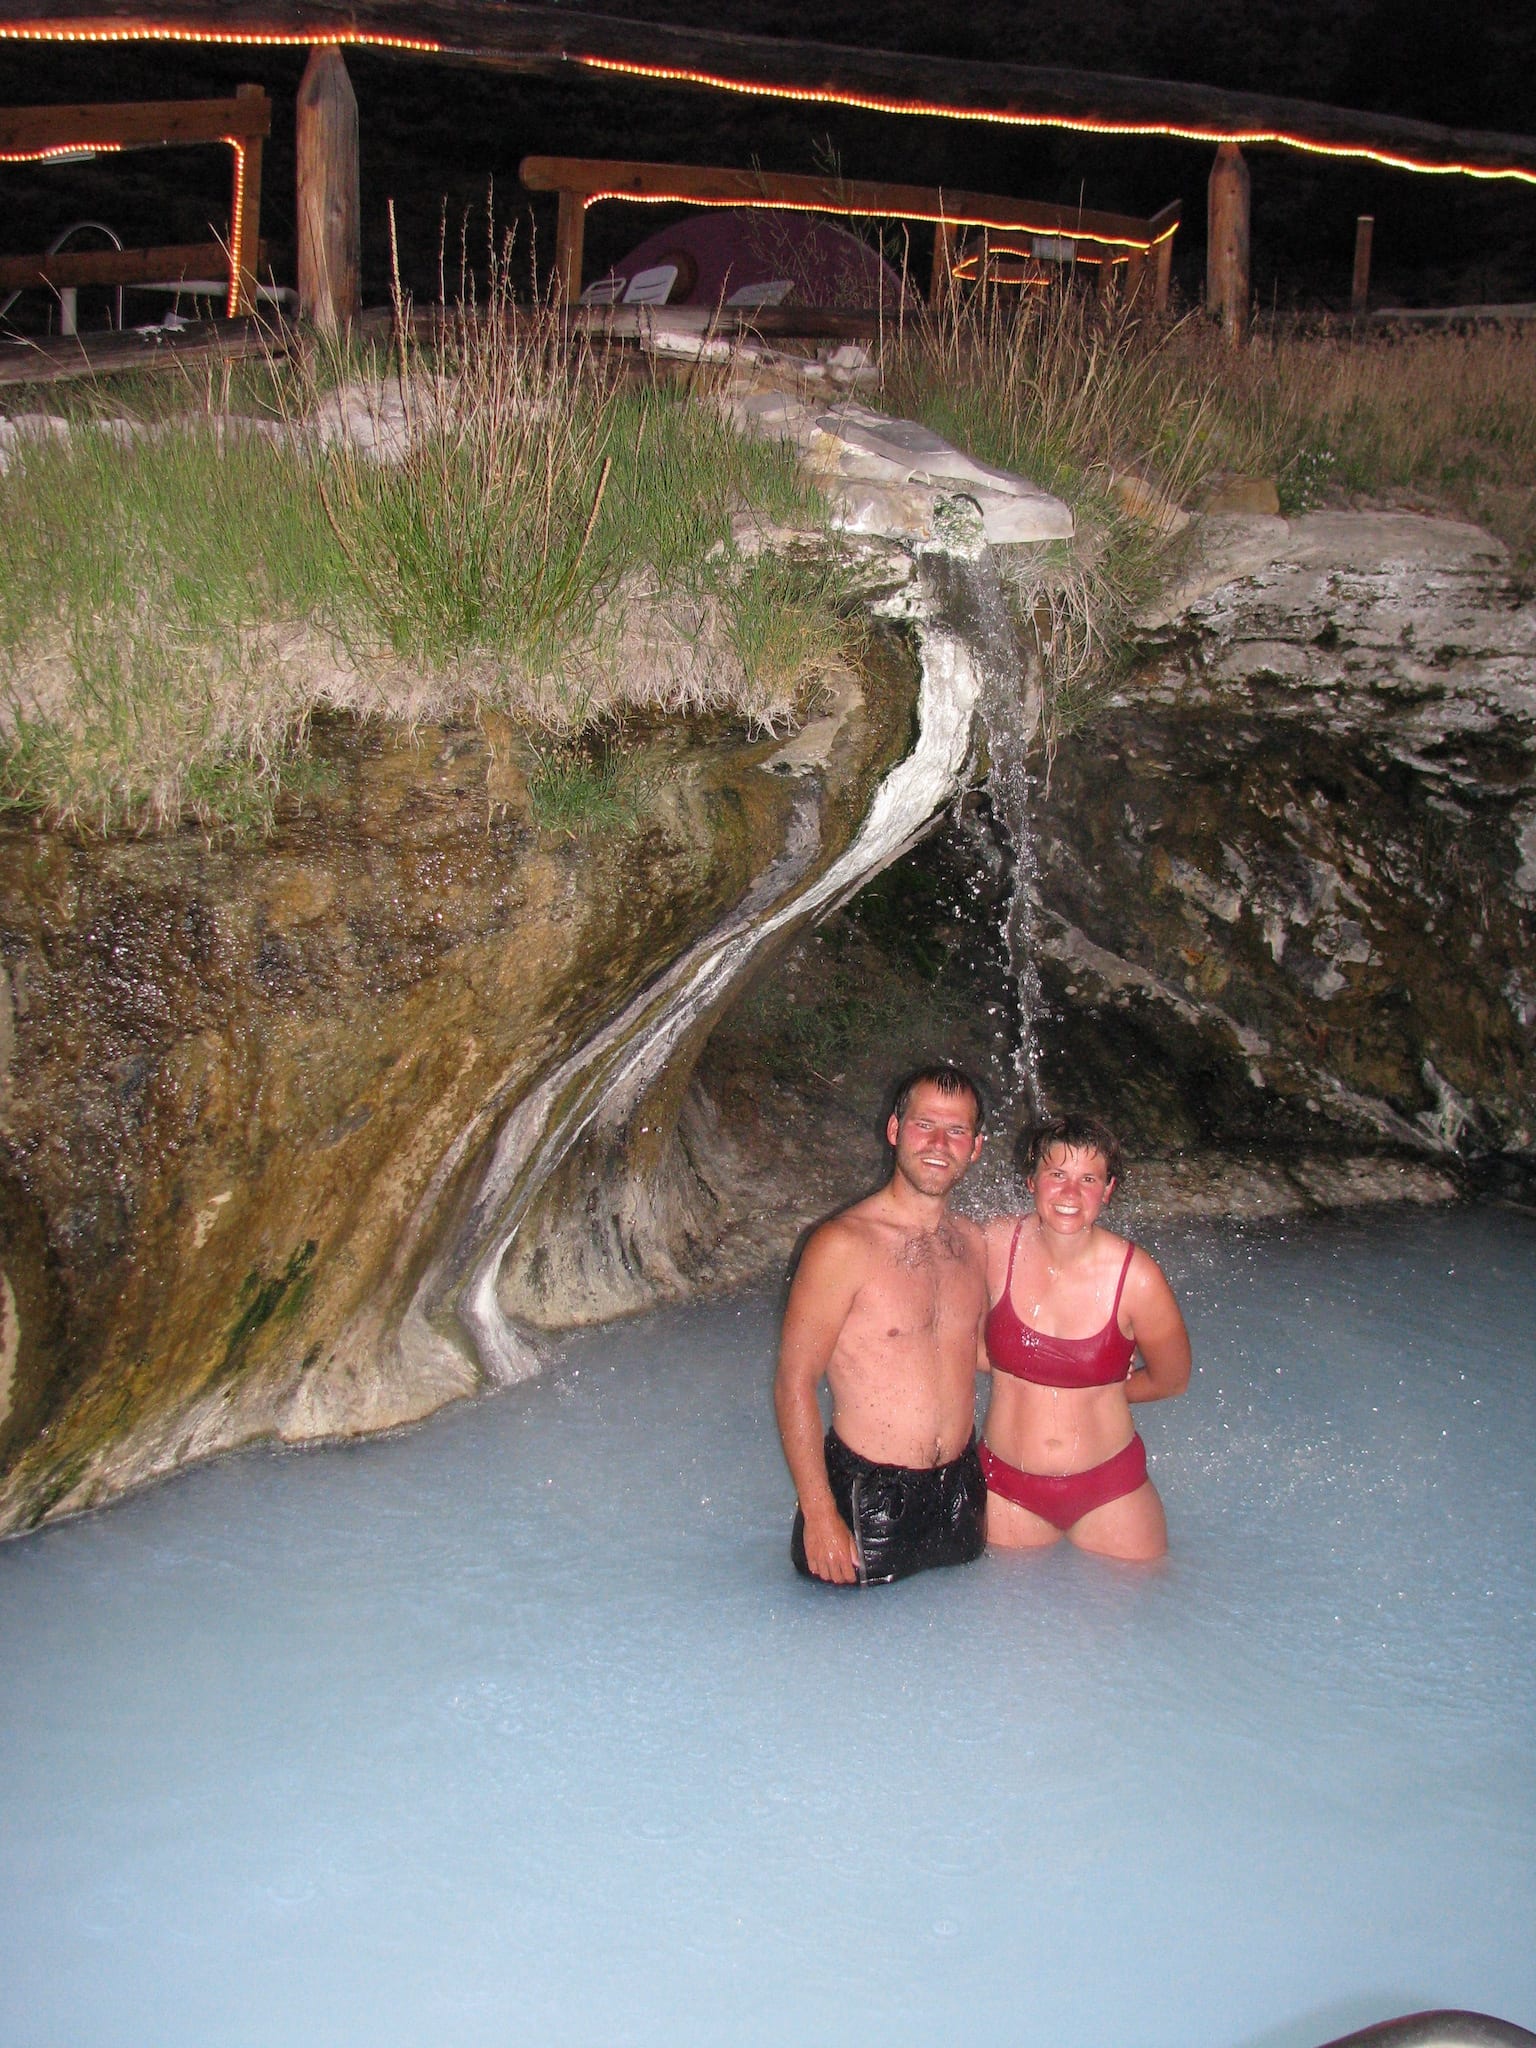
[1153,232,1174,312]
[1122,244,1146,306]
[929,216,957,309]
[230,82,264,316]
[297,45,361,334]
[554,189,585,303]
[1351,214,1374,319]
[1206,141,1250,340]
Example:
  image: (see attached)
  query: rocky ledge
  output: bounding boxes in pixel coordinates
[1029,510,1535,1193]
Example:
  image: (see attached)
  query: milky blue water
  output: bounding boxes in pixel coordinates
[2,1206,1533,2048]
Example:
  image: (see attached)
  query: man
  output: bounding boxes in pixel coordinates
[774,1065,990,1586]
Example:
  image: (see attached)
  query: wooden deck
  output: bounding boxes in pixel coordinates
[0,315,288,388]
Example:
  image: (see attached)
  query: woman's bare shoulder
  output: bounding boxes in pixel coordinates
[1120,1238,1179,1300]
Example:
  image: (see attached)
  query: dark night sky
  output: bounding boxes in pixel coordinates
[3,0,1534,315]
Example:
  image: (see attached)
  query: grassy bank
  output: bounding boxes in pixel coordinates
[0,314,844,835]
[1192,321,1536,557]
[4,294,1529,831]
[883,303,1535,739]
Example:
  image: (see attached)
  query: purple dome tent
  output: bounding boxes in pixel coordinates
[581,207,906,310]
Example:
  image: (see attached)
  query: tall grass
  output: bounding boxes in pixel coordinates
[0,293,844,835]
[884,295,1536,741]
[882,290,1221,739]
[1181,323,1536,555]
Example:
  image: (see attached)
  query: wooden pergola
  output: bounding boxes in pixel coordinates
[0,86,269,315]
[521,156,1183,311]
[3,0,1534,338]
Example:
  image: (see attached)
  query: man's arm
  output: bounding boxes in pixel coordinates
[774,1222,864,1585]
[1123,1249,1192,1404]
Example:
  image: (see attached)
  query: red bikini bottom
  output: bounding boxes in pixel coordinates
[979,1433,1148,1532]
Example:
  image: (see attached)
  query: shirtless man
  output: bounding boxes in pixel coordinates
[774,1065,991,1586]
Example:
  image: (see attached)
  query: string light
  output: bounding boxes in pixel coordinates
[0,140,124,162]
[2,112,252,312]
[576,54,1536,187]
[577,184,1176,253]
[0,18,1527,190]
[225,135,245,313]
[0,23,444,52]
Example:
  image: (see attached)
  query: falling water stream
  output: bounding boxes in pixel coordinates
[926,544,1047,1109]
[3,1206,1532,2048]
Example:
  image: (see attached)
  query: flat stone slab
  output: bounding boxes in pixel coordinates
[808,401,1073,543]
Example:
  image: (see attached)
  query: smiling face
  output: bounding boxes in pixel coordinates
[886,1080,984,1200]
[1026,1143,1116,1233]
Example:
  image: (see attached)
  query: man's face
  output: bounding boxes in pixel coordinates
[887,1081,984,1199]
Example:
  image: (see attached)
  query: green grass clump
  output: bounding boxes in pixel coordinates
[883,290,1218,743]
[527,745,652,837]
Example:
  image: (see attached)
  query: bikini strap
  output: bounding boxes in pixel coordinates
[1110,1241,1136,1321]
[1004,1219,1025,1292]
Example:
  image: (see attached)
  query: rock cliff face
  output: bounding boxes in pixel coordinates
[0,631,933,1532]
[1030,512,1535,1199]
[3,493,1529,1534]
[2,364,1070,1532]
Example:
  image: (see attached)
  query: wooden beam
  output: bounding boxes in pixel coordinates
[296,44,360,332]
[1351,213,1374,318]
[522,155,1178,252]
[1152,231,1174,312]
[1206,142,1250,340]
[0,239,257,289]
[0,314,287,387]
[0,91,270,153]
[4,3,1533,183]
[230,82,264,313]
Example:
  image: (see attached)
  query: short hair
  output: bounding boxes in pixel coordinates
[891,1064,986,1132]
[1015,1112,1123,1184]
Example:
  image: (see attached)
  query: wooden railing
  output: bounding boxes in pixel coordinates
[0,86,270,314]
[0,240,264,292]
[520,155,1180,311]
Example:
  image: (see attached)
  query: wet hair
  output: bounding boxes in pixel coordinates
[890,1064,986,1132]
[1015,1111,1123,1184]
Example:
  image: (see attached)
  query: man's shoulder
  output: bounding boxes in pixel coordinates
[803,1199,886,1260]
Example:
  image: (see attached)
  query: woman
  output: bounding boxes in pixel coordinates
[980,1113,1190,1562]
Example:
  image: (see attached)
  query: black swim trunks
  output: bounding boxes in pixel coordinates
[791,1429,987,1586]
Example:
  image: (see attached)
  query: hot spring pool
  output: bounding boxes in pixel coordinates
[2,1206,1533,2048]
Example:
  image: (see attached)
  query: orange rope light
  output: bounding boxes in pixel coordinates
[576,54,1536,188]
[578,183,1176,253]
[0,24,444,52]
[225,134,245,314]
[0,139,125,162]
[0,19,1528,186]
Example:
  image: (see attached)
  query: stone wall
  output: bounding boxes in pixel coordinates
[1030,512,1535,1198]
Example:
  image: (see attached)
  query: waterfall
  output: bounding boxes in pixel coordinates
[917,544,1046,1118]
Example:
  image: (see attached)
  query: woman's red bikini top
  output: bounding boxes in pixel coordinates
[985,1223,1137,1388]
